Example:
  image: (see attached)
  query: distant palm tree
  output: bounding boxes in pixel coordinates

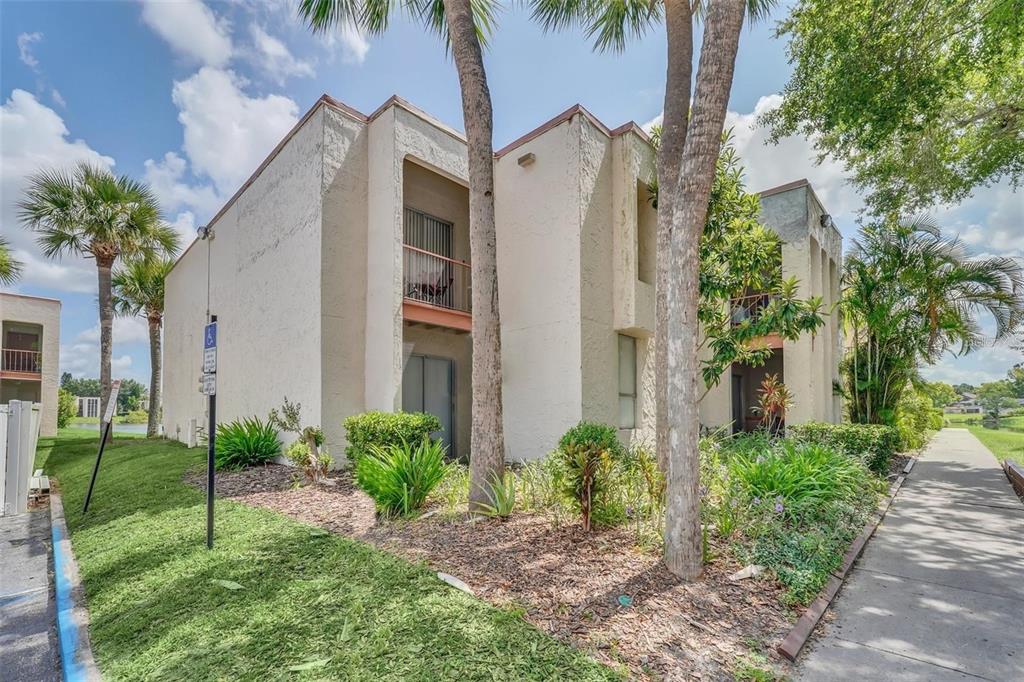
[113,257,175,438]
[299,0,507,512]
[843,215,1024,424]
[0,236,23,285]
[19,163,179,429]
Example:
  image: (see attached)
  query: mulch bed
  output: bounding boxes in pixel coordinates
[186,464,795,680]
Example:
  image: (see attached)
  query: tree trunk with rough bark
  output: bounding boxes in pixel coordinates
[663,0,747,580]
[147,313,162,438]
[442,0,506,511]
[655,0,695,474]
[96,253,115,443]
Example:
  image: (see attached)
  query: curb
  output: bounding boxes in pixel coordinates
[1003,460,1024,499]
[777,457,916,662]
[49,491,101,681]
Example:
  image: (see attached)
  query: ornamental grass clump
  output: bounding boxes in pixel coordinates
[214,417,281,470]
[355,438,447,517]
[556,422,623,532]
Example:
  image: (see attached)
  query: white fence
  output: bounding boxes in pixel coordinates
[1,400,42,516]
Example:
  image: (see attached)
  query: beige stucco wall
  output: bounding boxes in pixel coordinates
[495,118,585,460]
[163,107,326,450]
[0,293,60,436]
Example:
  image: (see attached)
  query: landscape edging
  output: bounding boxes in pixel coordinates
[49,490,102,681]
[776,456,916,662]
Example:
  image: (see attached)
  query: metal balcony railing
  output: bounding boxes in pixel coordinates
[402,244,471,314]
[730,293,777,326]
[2,349,42,374]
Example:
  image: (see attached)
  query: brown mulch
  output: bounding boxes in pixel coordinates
[186,464,796,680]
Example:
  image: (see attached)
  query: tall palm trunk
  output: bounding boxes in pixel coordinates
[664,0,746,580]
[147,313,162,438]
[97,254,115,442]
[655,0,694,473]
[443,0,506,510]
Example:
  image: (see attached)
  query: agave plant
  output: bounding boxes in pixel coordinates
[477,470,516,520]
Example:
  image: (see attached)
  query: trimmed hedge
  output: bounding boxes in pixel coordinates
[787,421,900,474]
[343,411,442,462]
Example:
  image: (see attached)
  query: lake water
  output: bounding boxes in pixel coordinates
[72,420,150,435]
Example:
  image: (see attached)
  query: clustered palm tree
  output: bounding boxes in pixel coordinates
[842,215,1024,424]
[0,236,24,286]
[298,0,507,513]
[112,257,175,438]
[19,163,179,432]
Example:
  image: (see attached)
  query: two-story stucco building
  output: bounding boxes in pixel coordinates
[0,292,61,437]
[162,94,841,462]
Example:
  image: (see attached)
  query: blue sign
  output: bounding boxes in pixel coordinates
[204,322,217,350]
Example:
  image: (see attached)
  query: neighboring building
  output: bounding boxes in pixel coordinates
[946,393,982,414]
[162,94,841,462]
[76,396,101,419]
[0,292,61,436]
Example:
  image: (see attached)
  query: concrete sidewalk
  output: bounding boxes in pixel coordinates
[797,429,1024,681]
[0,508,60,682]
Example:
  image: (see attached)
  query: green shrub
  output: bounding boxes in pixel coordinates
[120,409,149,424]
[284,439,332,481]
[215,417,282,470]
[728,441,872,509]
[355,439,447,517]
[57,388,77,429]
[343,411,442,462]
[788,421,900,473]
[895,388,943,451]
[556,422,623,532]
[478,470,516,519]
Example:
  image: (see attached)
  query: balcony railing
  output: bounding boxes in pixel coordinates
[2,349,42,374]
[730,293,777,326]
[403,244,471,314]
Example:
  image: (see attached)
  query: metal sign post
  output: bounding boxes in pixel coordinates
[83,379,122,513]
[202,318,217,549]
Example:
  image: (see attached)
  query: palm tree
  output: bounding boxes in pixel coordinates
[299,0,506,512]
[842,215,1024,424]
[19,163,179,430]
[112,257,175,438]
[532,0,769,578]
[0,236,23,285]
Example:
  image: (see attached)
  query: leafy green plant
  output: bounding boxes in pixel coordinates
[787,421,900,473]
[432,462,470,517]
[557,422,622,532]
[343,411,442,463]
[269,397,328,483]
[284,440,332,483]
[214,417,282,470]
[57,388,77,429]
[478,470,516,519]
[355,439,447,517]
[728,441,871,509]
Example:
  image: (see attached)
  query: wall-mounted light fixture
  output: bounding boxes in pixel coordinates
[820,214,835,230]
[517,152,536,167]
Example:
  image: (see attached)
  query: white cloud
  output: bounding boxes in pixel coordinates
[248,23,315,84]
[78,316,151,345]
[168,211,198,248]
[17,32,43,71]
[50,88,66,108]
[0,89,115,294]
[143,151,223,218]
[61,317,150,382]
[320,22,370,65]
[139,0,234,67]
[171,67,299,195]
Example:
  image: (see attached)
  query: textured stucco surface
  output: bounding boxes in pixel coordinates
[0,294,60,436]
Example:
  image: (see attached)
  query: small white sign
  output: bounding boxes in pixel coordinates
[103,380,122,424]
[201,373,216,396]
[203,347,216,373]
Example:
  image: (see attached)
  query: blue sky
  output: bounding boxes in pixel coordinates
[1,0,1020,388]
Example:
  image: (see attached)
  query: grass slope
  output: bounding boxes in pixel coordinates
[943,415,1024,467]
[37,432,618,681]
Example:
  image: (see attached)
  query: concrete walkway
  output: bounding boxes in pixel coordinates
[0,508,60,682]
[798,429,1024,681]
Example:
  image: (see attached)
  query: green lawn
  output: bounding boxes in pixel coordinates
[37,431,618,681]
[944,414,1024,467]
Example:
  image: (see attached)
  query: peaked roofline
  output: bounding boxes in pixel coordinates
[170,94,652,272]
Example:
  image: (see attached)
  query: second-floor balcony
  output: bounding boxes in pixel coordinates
[402,244,472,331]
[730,293,783,350]
[2,348,43,379]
